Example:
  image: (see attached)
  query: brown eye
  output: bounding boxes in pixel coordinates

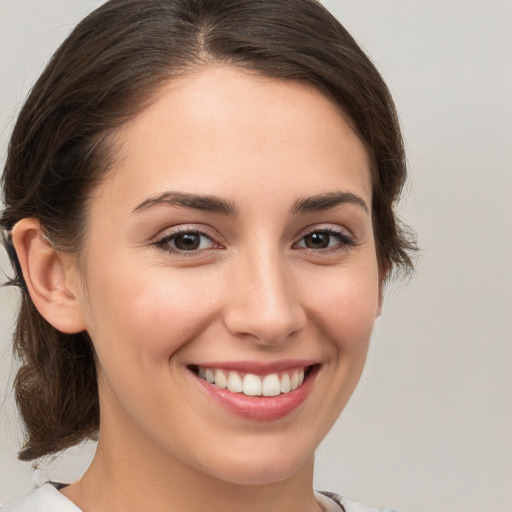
[303,232,331,249]
[295,229,354,251]
[155,230,216,254]
[173,233,202,250]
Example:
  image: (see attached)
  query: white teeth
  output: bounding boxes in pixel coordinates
[227,371,243,393]
[243,374,262,396]
[262,373,281,397]
[290,371,299,390]
[290,368,304,391]
[280,373,291,393]
[214,369,227,388]
[197,366,310,396]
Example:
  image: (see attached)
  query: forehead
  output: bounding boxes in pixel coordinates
[95,65,372,211]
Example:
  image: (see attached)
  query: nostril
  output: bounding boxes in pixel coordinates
[223,262,306,345]
[223,305,306,346]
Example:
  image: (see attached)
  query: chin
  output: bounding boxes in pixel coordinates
[210,464,307,487]
[193,441,315,487]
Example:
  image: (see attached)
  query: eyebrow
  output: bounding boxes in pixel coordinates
[291,191,369,215]
[132,189,368,217]
[132,191,239,216]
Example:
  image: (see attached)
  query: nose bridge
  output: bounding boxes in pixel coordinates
[224,243,304,345]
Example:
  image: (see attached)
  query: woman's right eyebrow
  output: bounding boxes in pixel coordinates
[132,191,239,216]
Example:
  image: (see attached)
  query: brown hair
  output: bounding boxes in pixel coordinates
[1,0,416,461]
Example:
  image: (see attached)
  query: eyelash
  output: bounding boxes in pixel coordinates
[152,226,355,256]
[152,228,220,257]
[293,227,356,253]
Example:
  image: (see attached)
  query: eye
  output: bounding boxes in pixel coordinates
[154,229,218,254]
[294,228,354,251]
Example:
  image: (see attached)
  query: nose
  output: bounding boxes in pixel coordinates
[223,249,306,346]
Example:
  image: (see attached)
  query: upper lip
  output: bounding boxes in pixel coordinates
[188,359,319,375]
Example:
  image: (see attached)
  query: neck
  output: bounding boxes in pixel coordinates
[62,422,320,512]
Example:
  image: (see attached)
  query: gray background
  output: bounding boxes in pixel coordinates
[1,1,511,511]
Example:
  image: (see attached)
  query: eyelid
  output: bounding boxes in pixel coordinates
[294,223,354,240]
[292,224,357,252]
[151,224,224,256]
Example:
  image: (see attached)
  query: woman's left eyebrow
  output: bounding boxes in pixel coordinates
[291,191,369,214]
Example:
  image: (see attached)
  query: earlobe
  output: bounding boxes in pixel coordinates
[376,295,383,317]
[11,218,87,334]
[376,269,389,318]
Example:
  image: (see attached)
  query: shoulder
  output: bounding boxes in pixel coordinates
[1,483,81,512]
[316,490,399,512]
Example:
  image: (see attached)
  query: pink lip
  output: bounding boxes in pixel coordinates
[192,364,320,421]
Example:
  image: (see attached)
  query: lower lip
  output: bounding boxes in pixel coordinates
[194,367,319,421]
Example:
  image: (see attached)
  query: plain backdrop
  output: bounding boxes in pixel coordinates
[1,1,511,511]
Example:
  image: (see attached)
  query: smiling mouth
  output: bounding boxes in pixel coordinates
[189,365,316,397]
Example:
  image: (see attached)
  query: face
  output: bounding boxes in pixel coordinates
[75,66,380,486]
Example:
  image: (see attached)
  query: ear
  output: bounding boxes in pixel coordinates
[376,292,384,317]
[11,218,87,334]
[376,266,390,317]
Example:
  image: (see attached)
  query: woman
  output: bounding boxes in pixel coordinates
[1,1,415,511]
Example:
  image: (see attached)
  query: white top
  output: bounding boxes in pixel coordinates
[1,483,398,512]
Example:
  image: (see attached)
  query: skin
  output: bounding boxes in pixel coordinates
[14,66,381,512]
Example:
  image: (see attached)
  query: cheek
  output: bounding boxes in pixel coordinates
[303,263,380,353]
[83,263,223,364]
[80,265,219,427]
